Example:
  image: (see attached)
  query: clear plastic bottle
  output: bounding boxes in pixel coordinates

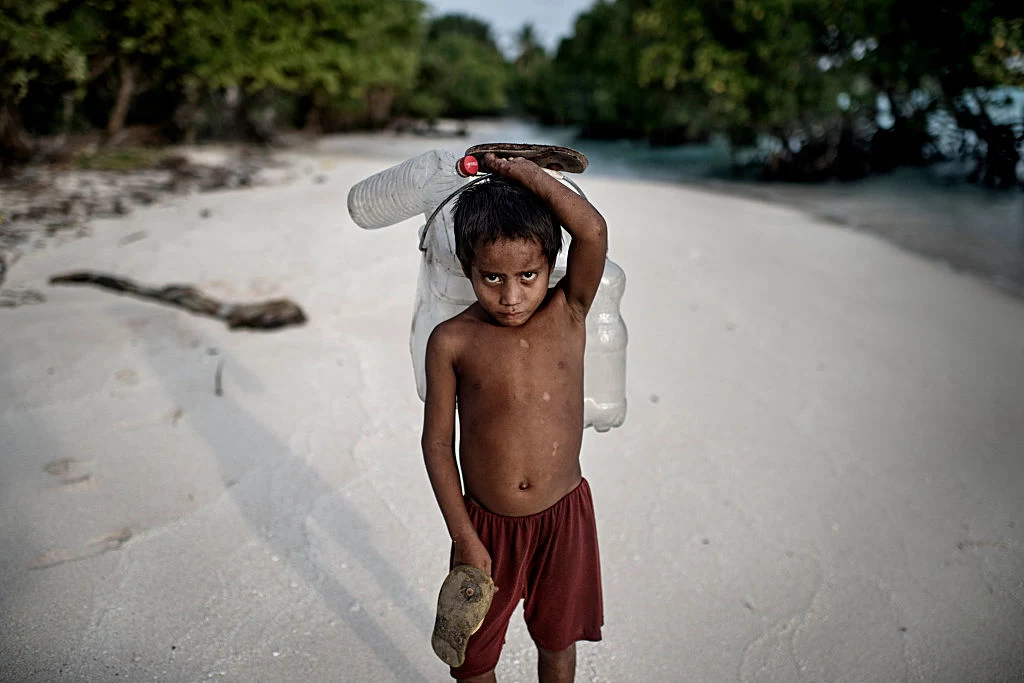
[348,149,628,431]
[582,260,627,431]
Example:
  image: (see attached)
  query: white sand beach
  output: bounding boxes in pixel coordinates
[1,136,1023,681]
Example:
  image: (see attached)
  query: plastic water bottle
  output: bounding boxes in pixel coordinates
[346,149,469,230]
[347,149,628,432]
[583,260,627,431]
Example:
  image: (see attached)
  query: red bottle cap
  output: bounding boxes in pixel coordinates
[457,155,479,177]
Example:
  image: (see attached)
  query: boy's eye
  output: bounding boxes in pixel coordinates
[483,274,501,284]
[521,272,537,281]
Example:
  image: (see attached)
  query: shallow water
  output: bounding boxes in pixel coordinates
[712,170,1024,297]
[322,119,1024,298]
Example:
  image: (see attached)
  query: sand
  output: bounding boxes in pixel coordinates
[1,137,1023,682]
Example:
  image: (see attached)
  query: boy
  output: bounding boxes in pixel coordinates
[422,153,608,683]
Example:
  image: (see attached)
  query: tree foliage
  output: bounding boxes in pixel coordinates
[635,0,847,143]
[400,13,509,121]
[1,1,84,106]
[1,0,424,153]
[61,0,187,134]
[537,0,1024,181]
[2,0,1022,185]
[975,18,1024,87]
[1,1,85,160]
[510,24,554,117]
[178,0,421,100]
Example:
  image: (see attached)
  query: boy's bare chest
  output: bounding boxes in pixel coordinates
[456,312,585,402]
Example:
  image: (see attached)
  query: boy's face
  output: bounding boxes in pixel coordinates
[468,237,551,327]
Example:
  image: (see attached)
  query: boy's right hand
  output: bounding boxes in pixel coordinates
[482,153,543,183]
[454,535,492,577]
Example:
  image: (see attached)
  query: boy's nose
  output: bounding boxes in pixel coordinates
[499,283,522,306]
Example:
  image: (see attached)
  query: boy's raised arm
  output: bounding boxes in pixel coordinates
[484,153,608,320]
[421,324,492,575]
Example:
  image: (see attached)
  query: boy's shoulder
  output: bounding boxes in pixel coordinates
[428,305,483,347]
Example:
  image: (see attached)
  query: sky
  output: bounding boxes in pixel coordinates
[426,0,597,55]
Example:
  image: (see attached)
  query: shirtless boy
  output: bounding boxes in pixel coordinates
[422,153,608,682]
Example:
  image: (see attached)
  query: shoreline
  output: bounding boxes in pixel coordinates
[4,125,1021,300]
[684,173,1024,301]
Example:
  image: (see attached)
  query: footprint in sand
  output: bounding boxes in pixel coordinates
[114,368,139,385]
[110,368,145,398]
[26,528,133,570]
[42,457,94,490]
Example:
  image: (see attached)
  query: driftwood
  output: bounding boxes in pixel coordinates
[49,271,307,330]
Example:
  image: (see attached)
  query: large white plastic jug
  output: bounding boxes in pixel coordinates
[347,149,627,432]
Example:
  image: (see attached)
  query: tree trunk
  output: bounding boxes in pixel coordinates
[366,86,394,128]
[972,90,1021,189]
[303,103,322,135]
[0,104,34,170]
[836,118,869,181]
[107,57,139,137]
[174,83,203,145]
[61,93,75,134]
[948,90,1020,188]
[233,87,272,144]
[233,88,250,140]
[303,90,327,135]
[982,125,1021,188]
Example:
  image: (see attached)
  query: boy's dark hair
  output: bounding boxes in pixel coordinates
[452,177,562,277]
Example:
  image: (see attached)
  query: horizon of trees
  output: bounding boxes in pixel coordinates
[1,0,1022,185]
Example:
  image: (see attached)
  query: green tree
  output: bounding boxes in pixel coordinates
[179,0,424,136]
[4,0,428,151]
[935,1,1024,186]
[426,13,495,44]
[61,0,184,137]
[547,0,715,143]
[831,0,1023,182]
[547,0,651,137]
[404,13,509,121]
[635,0,852,145]
[540,0,1022,183]
[510,24,553,117]
[974,18,1024,87]
[0,0,84,163]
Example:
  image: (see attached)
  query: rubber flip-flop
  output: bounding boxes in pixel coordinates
[431,565,496,668]
[464,143,589,174]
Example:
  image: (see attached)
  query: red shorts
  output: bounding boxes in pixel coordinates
[449,478,603,679]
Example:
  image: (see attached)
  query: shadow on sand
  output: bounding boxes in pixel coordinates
[129,313,434,681]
